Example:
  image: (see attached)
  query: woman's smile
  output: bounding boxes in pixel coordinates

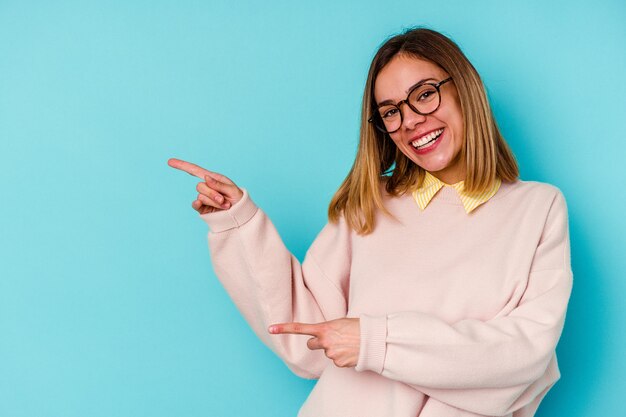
[410,128,445,153]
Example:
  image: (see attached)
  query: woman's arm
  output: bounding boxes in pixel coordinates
[202,189,352,379]
[354,190,572,416]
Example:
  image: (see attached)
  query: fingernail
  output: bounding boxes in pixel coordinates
[268,326,276,334]
[216,195,223,203]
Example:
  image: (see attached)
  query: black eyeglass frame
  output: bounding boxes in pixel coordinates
[368,77,453,134]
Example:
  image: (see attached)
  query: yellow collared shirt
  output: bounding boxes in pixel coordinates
[412,171,501,214]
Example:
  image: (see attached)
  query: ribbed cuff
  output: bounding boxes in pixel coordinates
[199,188,259,233]
[355,314,387,374]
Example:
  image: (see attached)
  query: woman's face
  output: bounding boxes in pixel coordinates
[374,54,466,184]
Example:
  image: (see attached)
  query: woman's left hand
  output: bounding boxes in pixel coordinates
[269,318,360,368]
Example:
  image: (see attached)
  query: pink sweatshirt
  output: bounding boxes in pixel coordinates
[200,179,572,417]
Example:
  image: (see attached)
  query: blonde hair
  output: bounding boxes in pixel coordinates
[328,27,519,234]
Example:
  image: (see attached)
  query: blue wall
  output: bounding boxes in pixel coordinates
[1,1,624,416]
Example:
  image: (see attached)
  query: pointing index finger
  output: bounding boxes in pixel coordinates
[167,158,212,179]
[268,322,322,337]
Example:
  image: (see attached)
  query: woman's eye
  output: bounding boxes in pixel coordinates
[417,88,437,101]
[382,108,399,118]
[419,91,434,101]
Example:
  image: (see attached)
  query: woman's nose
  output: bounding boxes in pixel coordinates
[401,104,427,130]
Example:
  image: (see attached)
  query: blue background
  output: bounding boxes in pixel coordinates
[1,1,624,416]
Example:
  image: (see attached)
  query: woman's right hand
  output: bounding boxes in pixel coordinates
[168,158,244,215]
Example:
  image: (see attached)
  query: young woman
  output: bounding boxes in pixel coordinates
[169,28,572,417]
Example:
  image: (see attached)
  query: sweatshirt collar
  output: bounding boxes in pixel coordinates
[412,171,501,214]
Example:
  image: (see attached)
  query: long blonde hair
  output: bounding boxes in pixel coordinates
[328,27,519,235]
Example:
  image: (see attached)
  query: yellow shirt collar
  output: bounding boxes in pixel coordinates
[412,171,501,214]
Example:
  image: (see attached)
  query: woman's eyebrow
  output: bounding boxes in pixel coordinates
[404,77,437,94]
[376,77,438,107]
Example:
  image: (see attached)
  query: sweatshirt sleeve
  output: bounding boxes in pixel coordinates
[200,189,351,379]
[355,190,573,416]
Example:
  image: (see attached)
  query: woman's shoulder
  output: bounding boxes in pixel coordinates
[496,178,567,208]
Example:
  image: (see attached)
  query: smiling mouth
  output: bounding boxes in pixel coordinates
[411,129,444,149]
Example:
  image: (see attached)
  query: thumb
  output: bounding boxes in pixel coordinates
[204,175,243,202]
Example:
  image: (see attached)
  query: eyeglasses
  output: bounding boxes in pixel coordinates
[368,77,453,134]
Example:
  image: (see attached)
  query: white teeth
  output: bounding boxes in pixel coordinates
[411,129,444,148]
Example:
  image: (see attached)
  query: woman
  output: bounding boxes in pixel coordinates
[169,27,572,417]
